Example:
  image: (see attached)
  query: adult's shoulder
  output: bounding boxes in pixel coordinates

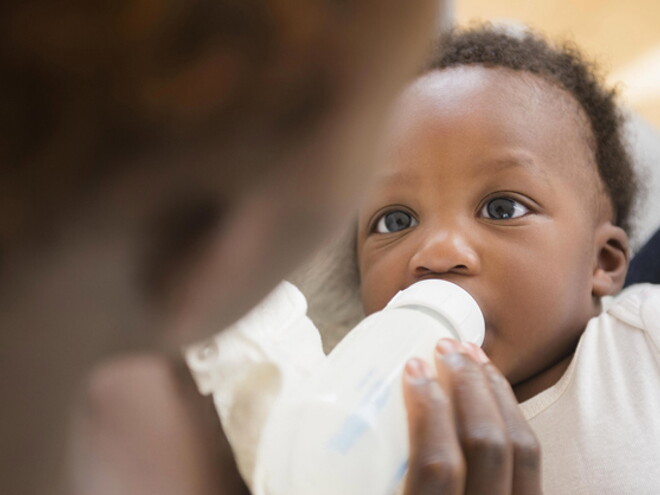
[72,353,247,495]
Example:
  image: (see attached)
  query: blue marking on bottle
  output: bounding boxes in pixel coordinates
[326,413,371,454]
[326,373,395,454]
[394,458,408,482]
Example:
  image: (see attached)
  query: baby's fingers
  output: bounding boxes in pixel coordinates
[403,358,464,495]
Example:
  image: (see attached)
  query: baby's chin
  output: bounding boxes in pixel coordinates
[478,322,495,354]
[478,325,517,382]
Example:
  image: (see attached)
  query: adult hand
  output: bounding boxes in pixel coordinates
[403,340,542,495]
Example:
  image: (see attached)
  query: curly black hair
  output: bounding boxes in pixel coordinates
[425,25,638,234]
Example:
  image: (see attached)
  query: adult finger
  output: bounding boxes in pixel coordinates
[480,359,542,495]
[435,340,513,495]
[403,358,465,495]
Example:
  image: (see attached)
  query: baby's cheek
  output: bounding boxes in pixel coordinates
[359,279,381,315]
[359,271,391,315]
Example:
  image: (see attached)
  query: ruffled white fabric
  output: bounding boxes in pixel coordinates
[185,282,326,488]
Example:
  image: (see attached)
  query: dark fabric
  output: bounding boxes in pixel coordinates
[625,228,660,287]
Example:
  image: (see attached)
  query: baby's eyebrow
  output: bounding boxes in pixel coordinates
[487,153,535,172]
[375,171,420,187]
[482,154,551,184]
[376,154,551,186]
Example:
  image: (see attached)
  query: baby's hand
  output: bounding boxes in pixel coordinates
[403,340,542,495]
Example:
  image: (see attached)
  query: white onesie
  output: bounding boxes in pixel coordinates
[520,283,660,494]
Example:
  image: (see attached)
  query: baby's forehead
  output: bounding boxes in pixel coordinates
[402,66,590,136]
[382,66,610,216]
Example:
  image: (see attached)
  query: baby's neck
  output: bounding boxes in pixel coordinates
[512,352,575,403]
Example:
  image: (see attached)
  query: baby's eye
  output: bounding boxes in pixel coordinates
[375,210,418,233]
[480,197,529,220]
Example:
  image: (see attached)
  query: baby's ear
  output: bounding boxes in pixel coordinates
[592,223,630,297]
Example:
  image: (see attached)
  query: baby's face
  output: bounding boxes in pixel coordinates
[357,67,621,399]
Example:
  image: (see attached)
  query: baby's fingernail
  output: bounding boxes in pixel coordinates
[436,338,460,355]
[405,358,432,381]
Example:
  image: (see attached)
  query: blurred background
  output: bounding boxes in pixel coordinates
[443,0,660,248]
[453,0,660,128]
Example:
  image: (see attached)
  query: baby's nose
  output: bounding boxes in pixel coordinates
[408,228,481,278]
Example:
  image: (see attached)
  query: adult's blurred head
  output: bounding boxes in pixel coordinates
[0,0,441,342]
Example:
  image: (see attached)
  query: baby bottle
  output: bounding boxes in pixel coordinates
[252,279,485,495]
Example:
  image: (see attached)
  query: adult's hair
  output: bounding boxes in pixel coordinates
[426,25,638,234]
[0,0,304,250]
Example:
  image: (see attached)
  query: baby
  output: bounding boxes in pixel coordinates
[351,26,660,493]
